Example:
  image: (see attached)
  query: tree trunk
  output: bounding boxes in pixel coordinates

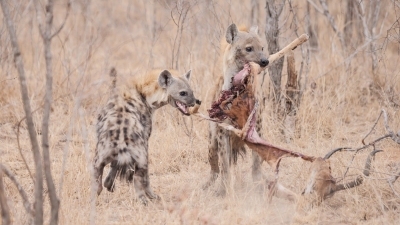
[284,51,298,142]
[344,0,355,47]
[265,0,285,106]
[251,0,260,25]
[306,2,319,50]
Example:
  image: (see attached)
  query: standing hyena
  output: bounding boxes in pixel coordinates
[93,68,197,205]
[204,24,269,195]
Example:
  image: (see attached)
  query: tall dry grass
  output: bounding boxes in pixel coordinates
[0,0,399,224]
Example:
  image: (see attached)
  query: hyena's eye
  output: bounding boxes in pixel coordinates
[262,47,264,51]
[245,47,253,52]
[179,91,188,96]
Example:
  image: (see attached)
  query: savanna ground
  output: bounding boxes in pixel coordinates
[1,0,400,224]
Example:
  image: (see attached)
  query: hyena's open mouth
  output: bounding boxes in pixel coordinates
[175,100,190,115]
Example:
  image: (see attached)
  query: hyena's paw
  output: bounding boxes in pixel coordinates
[214,185,227,197]
[145,189,160,200]
[104,176,115,192]
[202,173,218,190]
[138,195,148,206]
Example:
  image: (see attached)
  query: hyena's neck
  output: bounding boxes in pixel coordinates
[124,74,169,110]
[222,46,243,90]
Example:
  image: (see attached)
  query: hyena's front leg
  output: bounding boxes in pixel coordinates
[104,160,118,192]
[252,114,264,188]
[202,122,220,189]
[132,150,159,205]
[216,129,231,196]
[132,165,148,205]
[133,166,159,205]
[143,171,160,200]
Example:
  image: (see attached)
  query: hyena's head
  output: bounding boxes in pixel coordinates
[225,23,269,68]
[158,70,197,116]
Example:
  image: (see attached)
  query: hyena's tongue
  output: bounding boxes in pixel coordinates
[176,101,188,113]
[232,64,251,86]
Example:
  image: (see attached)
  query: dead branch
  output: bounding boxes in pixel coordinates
[0,1,44,224]
[0,169,11,225]
[171,0,191,69]
[332,150,382,192]
[388,167,400,198]
[323,147,353,160]
[285,50,298,115]
[50,1,71,39]
[318,0,345,49]
[265,34,309,66]
[382,109,400,144]
[34,0,65,223]
[0,163,33,216]
[355,0,381,78]
[362,110,383,145]
[284,50,298,142]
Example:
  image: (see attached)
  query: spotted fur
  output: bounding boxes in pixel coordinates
[93,68,196,204]
[204,24,269,194]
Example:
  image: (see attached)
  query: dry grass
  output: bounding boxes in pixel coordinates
[1,0,400,224]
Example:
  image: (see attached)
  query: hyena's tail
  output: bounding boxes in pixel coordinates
[116,148,137,182]
[109,67,118,99]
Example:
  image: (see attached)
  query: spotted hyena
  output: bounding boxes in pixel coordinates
[204,24,269,194]
[93,68,197,204]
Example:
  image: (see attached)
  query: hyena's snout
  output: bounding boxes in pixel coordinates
[259,58,269,67]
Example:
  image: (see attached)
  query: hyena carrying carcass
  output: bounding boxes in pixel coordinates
[93,68,198,205]
[204,23,270,194]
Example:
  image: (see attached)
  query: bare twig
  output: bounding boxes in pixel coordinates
[315,40,372,79]
[382,109,400,144]
[362,110,383,145]
[388,180,400,199]
[318,0,345,49]
[34,0,64,223]
[306,0,323,14]
[58,98,80,197]
[0,1,44,223]
[78,108,96,225]
[323,147,353,160]
[171,0,191,69]
[50,1,71,39]
[0,163,33,216]
[0,169,11,225]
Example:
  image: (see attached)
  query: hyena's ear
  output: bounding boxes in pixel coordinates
[226,23,238,44]
[249,25,259,35]
[182,70,191,81]
[158,70,174,88]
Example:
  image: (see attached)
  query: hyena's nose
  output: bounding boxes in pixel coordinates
[260,58,269,67]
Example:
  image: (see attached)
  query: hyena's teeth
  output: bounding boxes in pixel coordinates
[176,101,188,113]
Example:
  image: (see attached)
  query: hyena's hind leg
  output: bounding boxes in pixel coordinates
[104,160,118,192]
[93,152,107,195]
[202,122,220,189]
